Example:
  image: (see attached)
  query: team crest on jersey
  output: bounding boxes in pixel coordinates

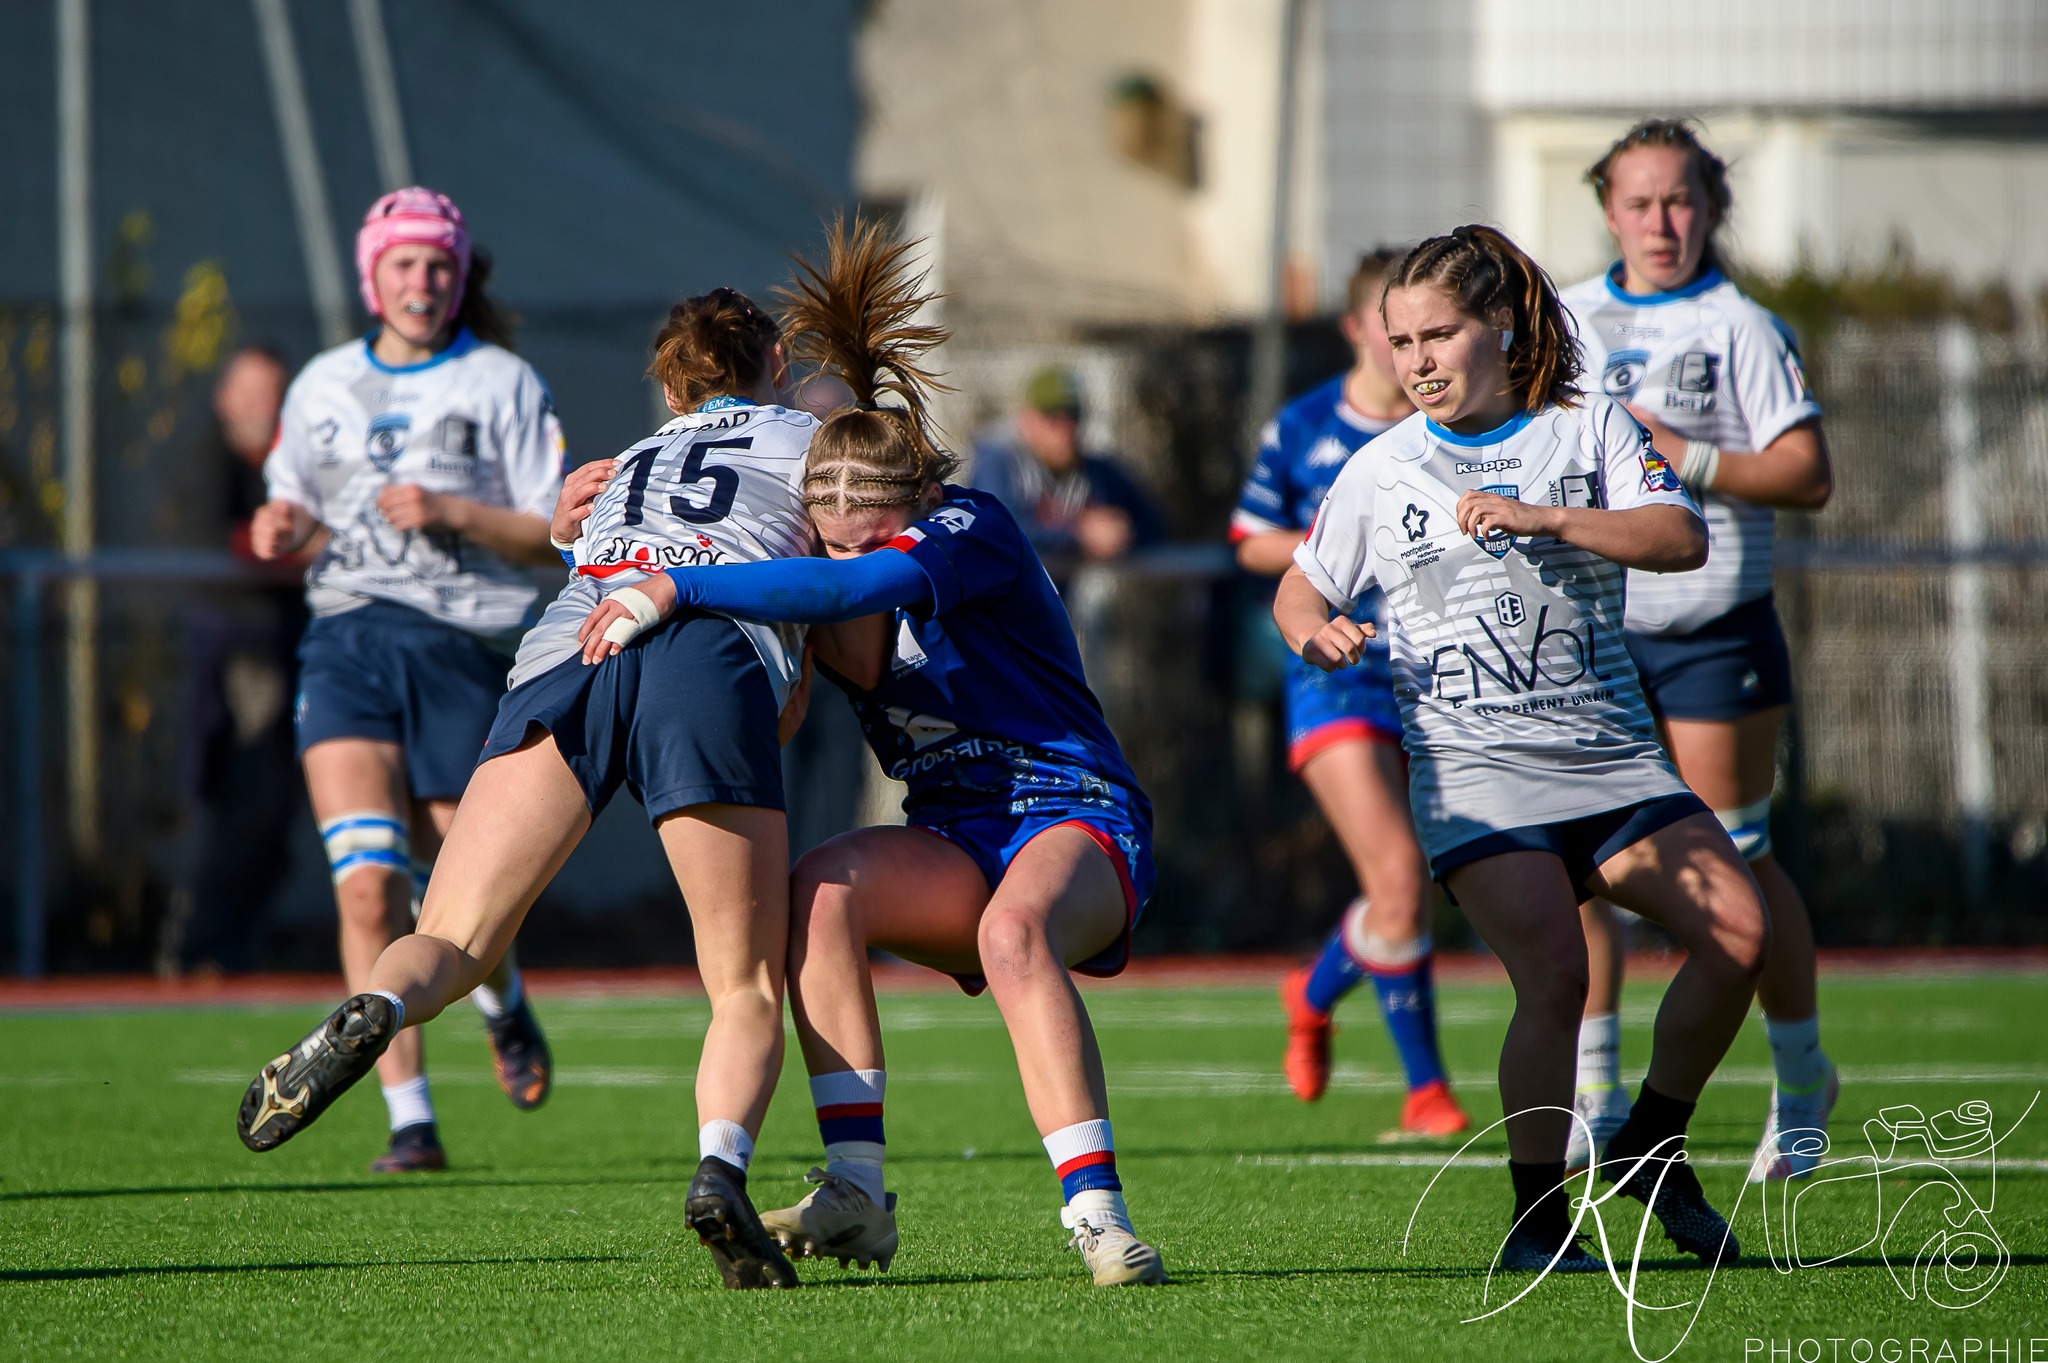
[931,506,976,534]
[1640,449,1682,493]
[366,411,411,471]
[1601,349,1650,398]
[1474,485,1517,558]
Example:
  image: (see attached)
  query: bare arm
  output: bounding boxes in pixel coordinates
[809,614,894,692]
[1455,492,1707,574]
[249,499,318,560]
[1628,408,1832,511]
[1274,565,1375,672]
[378,486,558,566]
[1235,529,1305,577]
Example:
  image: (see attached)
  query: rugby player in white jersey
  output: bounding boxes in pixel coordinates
[249,188,563,1172]
[1278,226,1766,1271]
[238,288,819,1290]
[1560,121,1838,1181]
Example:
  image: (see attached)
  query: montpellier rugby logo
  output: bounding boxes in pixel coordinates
[366,411,411,472]
[1475,485,1517,558]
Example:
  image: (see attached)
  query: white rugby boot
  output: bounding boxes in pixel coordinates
[759,1168,898,1270]
[1565,1084,1632,1174]
[1749,1060,1840,1182]
[1062,1190,1167,1286]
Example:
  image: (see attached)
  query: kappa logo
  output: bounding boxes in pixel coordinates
[1454,457,1521,476]
[366,411,410,472]
[1306,436,1352,467]
[1402,504,1430,542]
[931,506,976,534]
[884,705,957,749]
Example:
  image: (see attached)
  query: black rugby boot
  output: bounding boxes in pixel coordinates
[237,993,400,1152]
[484,996,553,1111]
[686,1156,800,1290]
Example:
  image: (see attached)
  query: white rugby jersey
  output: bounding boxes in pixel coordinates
[1294,398,1699,859]
[266,329,566,639]
[1561,265,1822,636]
[508,401,817,702]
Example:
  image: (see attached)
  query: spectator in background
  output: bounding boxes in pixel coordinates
[971,365,1163,580]
[161,344,309,977]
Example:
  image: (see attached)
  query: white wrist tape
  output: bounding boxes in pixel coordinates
[600,585,664,648]
[550,533,577,553]
[1679,439,1721,492]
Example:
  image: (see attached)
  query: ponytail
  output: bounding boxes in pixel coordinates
[778,214,954,513]
[1384,225,1583,414]
[648,286,782,412]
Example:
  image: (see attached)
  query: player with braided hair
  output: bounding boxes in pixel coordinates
[1278,225,1764,1272]
[1560,119,1838,1183]
[237,281,825,1291]
[582,215,1167,1287]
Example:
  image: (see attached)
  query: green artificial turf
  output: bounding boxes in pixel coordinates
[3,971,2044,1362]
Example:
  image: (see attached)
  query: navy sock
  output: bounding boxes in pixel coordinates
[1302,925,1365,1015]
[1369,952,1447,1091]
[1509,1159,1574,1248]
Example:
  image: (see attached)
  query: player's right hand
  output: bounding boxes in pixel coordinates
[249,500,307,560]
[1300,616,1374,672]
[550,458,616,547]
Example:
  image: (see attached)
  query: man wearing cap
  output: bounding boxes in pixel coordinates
[970,366,1163,581]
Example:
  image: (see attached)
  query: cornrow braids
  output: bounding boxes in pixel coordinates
[1587,118,1732,233]
[1384,225,1584,414]
[778,213,956,515]
[647,286,781,412]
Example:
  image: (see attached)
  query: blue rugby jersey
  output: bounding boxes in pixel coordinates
[852,488,1150,828]
[1233,376,1400,723]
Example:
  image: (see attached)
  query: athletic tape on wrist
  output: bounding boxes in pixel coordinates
[549,533,577,553]
[1680,439,1721,493]
[600,585,664,648]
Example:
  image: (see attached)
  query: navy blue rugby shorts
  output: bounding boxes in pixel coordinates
[295,600,511,801]
[479,609,783,821]
[1625,593,1794,722]
[1429,792,1712,904]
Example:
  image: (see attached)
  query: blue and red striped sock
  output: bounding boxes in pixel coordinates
[1043,1118,1121,1201]
[1302,901,1371,1015]
[1362,933,1446,1091]
[812,1069,887,1207]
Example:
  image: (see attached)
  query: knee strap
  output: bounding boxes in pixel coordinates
[1716,796,1773,862]
[318,811,409,886]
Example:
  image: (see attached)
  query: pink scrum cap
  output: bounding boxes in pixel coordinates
[355,187,472,319]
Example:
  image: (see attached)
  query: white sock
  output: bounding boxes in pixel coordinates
[370,990,406,1030]
[1766,1014,1829,1094]
[471,969,523,1021]
[381,1075,434,1132]
[811,1069,887,1206]
[699,1118,755,1171]
[1576,1012,1621,1093]
[1063,1187,1134,1234]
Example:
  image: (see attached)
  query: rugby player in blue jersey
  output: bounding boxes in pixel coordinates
[580,218,1168,1287]
[1235,250,1469,1135]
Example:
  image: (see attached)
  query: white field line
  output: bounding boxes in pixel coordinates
[9,1061,2023,1095]
[1238,1152,2048,1172]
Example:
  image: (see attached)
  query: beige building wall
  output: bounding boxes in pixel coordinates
[855,0,1293,336]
